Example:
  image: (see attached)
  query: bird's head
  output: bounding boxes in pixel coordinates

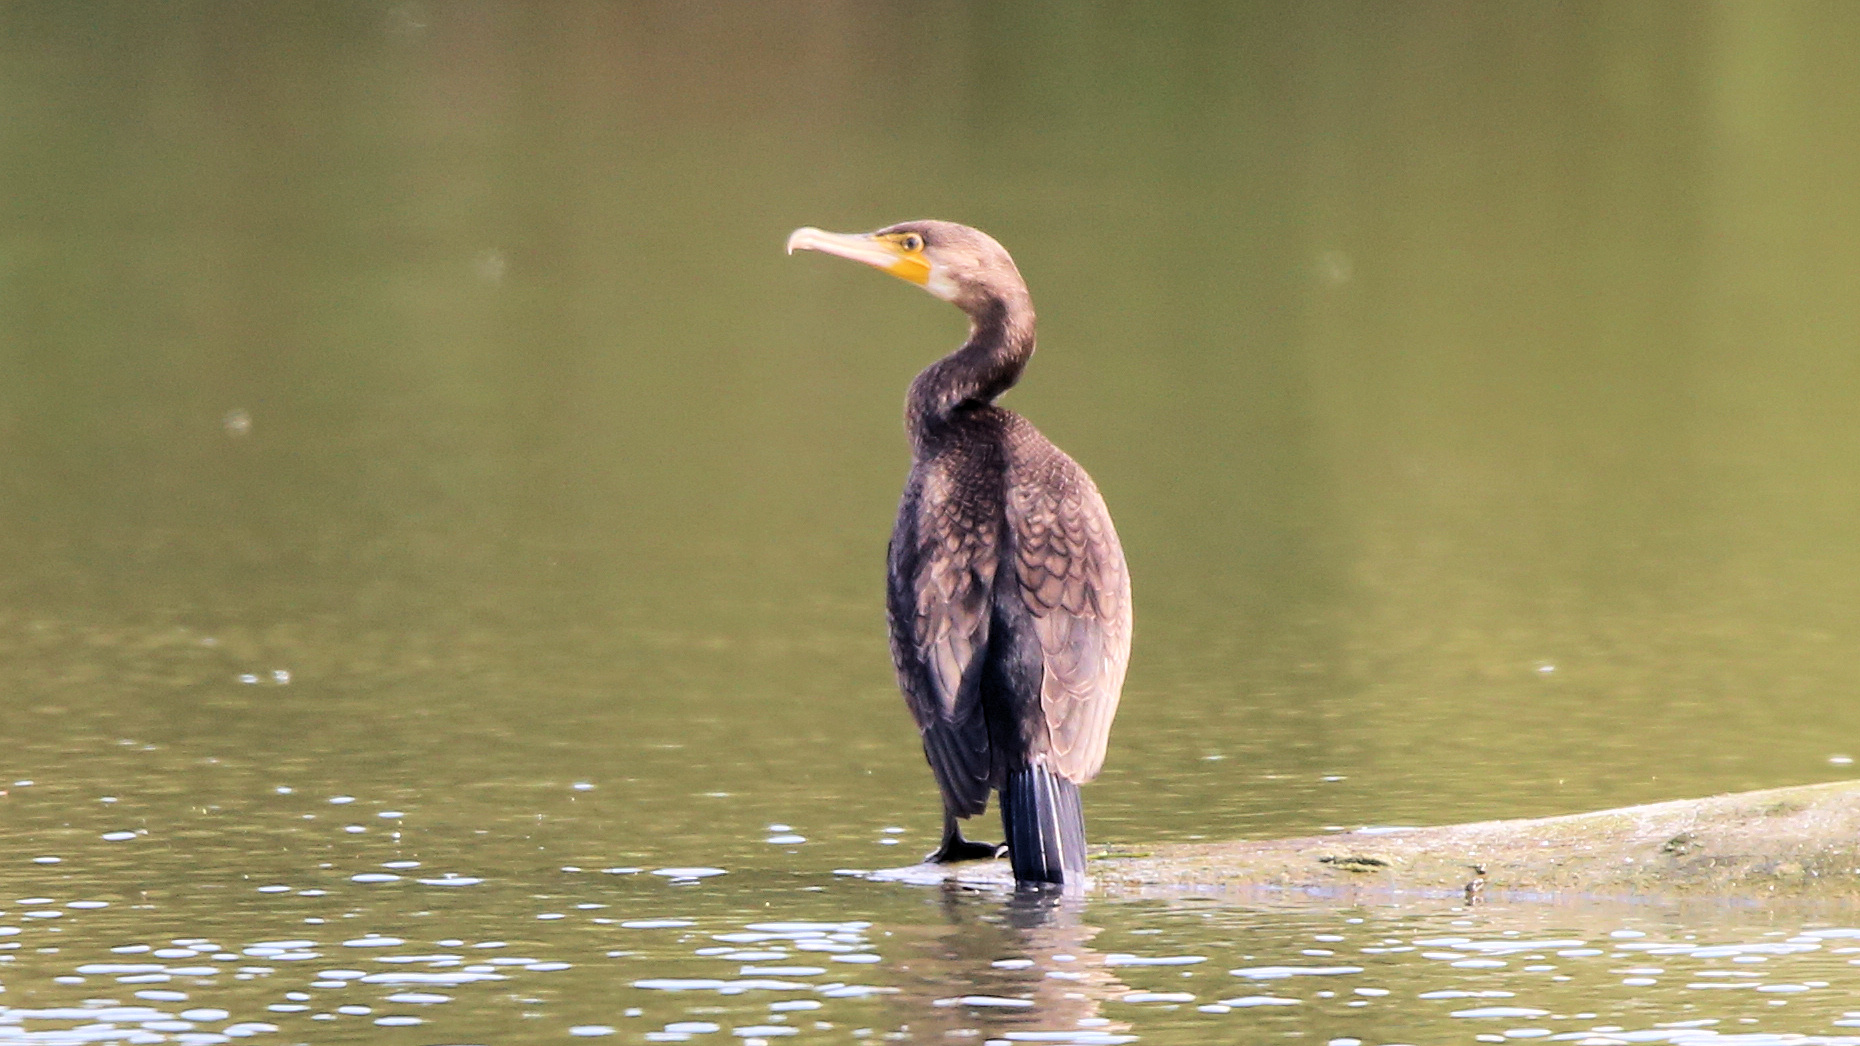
[786,220,1026,315]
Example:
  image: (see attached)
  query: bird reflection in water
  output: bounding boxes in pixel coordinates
[878,884,1131,1042]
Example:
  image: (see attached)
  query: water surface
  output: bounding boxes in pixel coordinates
[5,3,1860,1042]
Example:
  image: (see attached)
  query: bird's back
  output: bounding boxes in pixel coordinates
[995,410,1131,783]
[888,407,1130,812]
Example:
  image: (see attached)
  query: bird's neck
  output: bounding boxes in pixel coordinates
[905,292,1036,451]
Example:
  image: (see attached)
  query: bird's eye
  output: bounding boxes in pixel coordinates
[900,234,924,252]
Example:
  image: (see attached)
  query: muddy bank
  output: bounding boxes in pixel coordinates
[874,780,1860,901]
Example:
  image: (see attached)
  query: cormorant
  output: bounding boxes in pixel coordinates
[787,220,1132,889]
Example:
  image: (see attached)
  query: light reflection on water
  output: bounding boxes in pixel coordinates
[5,815,1860,1046]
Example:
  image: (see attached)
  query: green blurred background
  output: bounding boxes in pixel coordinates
[4,0,1860,863]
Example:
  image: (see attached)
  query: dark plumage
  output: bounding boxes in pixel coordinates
[787,220,1132,889]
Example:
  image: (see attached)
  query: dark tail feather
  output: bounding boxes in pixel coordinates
[1001,766,1086,887]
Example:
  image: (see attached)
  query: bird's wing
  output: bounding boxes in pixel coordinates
[888,468,998,817]
[1005,451,1131,784]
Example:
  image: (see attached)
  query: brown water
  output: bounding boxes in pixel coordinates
[5,3,1860,1043]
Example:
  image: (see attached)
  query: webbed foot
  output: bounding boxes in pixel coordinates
[927,837,1003,863]
[925,812,1005,864]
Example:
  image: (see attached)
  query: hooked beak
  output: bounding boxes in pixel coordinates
[786,227,932,288]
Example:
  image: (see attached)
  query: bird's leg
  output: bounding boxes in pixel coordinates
[925,810,1004,863]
